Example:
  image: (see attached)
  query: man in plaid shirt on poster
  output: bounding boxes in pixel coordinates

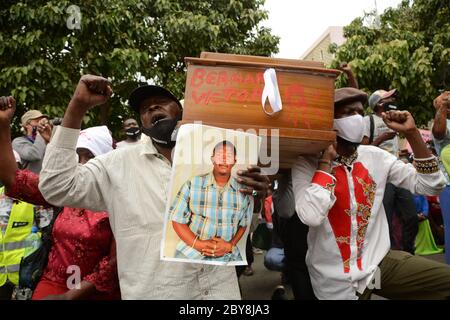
[171,140,253,263]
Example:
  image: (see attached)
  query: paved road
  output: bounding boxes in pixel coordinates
[239,250,446,300]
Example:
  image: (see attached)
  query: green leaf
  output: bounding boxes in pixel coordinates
[19,91,26,102]
[332,0,449,126]
[0,0,279,138]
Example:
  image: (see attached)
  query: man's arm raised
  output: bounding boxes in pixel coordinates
[0,96,19,189]
[63,75,112,129]
[432,92,450,140]
[38,75,112,212]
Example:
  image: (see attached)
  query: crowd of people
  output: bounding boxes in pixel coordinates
[0,68,450,300]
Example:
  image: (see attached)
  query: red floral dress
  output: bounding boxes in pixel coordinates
[6,169,120,300]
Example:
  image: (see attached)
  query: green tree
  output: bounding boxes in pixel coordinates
[0,0,279,139]
[330,0,450,125]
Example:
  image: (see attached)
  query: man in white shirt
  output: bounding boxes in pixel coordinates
[38,75,270,299]
[292,87,450,300]
[362,89,418,254]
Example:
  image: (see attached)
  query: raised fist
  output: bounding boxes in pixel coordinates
[382,110,417,135]
[71,75,112,111]
[433,91,450,111]
[0,96,16,124]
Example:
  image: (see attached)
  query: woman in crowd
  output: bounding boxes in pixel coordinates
[0,96,120,300]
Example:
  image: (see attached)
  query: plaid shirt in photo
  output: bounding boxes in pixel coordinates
[170,172,252,261]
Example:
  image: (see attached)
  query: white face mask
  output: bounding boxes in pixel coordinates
[333,114,364,143]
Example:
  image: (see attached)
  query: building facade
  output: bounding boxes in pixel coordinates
[300,26,345,65]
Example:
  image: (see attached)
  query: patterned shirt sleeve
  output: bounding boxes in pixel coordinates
[292,156,337,227]
[384,148,446,196]
[170,180,192,224]
[5,169,50,207]
[311,170,336,193]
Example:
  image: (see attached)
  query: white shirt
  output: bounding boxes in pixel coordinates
[292,145,445,300]
[116,139,141,149]
[38,126,241,300]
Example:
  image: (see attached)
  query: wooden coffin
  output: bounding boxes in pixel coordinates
[182,52,341,169]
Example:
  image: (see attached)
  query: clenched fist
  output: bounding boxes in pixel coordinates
[0,96,16,125]
[382,110,417,135]
[434,91,450,117]
[70,75,112,111]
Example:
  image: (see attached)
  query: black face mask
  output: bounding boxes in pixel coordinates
[142,114,181,149]
[125,127,141,139]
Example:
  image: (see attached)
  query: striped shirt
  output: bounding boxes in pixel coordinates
[171,172,252,262]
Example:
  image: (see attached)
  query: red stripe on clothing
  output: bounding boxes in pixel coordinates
[352,162,376,271]
[312,171,336,192]
[327,166,351,273]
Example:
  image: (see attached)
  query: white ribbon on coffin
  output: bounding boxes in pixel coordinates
[261,68,283,116]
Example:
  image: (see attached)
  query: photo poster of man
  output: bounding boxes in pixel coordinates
[161,123,261,266]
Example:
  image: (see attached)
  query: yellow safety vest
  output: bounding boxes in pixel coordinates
[0,187,34,286]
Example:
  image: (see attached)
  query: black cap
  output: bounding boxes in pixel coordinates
[334,87,368,108]
[128,85,182,114]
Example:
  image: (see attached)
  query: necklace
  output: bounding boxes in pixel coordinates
[336,150,358,167]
